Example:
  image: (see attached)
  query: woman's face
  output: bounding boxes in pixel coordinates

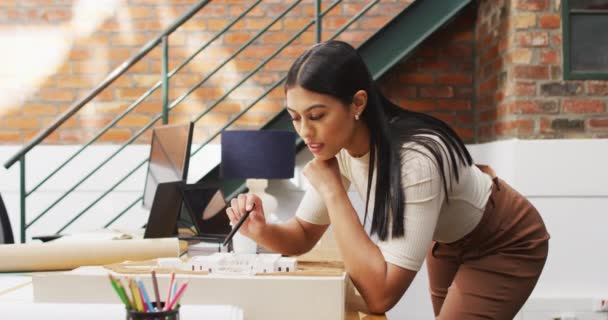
[286,86,358,160]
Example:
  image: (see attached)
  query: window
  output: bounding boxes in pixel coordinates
[563,0,608,79]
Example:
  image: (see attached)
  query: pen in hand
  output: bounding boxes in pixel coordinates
[222,202,256,247]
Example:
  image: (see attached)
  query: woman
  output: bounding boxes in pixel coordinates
[225,40,549,319]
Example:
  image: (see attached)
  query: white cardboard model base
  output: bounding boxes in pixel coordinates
[33,265,349,320]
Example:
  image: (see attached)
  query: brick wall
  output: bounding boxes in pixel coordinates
[0,0,411,145]
[378,5,476,143]
[476,0,608,141]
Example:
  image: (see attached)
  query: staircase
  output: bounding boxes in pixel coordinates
[3,0,472,243]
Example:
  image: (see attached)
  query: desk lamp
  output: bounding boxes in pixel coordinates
[220,130,296,223]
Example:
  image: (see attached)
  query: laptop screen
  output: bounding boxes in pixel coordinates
[178,183,230,240]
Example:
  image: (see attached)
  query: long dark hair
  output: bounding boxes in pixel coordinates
[285,40,473,241]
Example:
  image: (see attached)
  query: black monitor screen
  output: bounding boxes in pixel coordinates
[142,122,194,209]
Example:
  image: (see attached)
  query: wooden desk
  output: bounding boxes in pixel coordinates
[298,247,388,320]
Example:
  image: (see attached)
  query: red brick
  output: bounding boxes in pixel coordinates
[0,131,20,143]
[417,58,451,72]
[116,88,148,100]
[515,32,549,47]
[552,34,562,46]
[55,75,95,89]
[510,100,559,114]
[38,89,74,102]
[438,73,472,85]
[551,66,563,80]
[479,76,498,95]
[480,44,499,62]
[110,34,149,46]
[453,30,474,41]
[390,86,417,100]
[261,31,294,44]
[515,0,549,11]
[420,86,454,98]
[479,106,501,122]
[495,119,535,136]
[266,58,291,72]
[539,118,552,132]
[510,81,537,96]
[478,125,494,139]
[587,82,608,96]
[334,31,373,46]
[513,65,549,80]
[540,49,560,64]
[360,16,388,30]
[207,19,230,31]
[402,99,436,111]
[454,127,474,141]
[180,19,206,31]
[496,90,506,103]
[119,114,153,128]
[399,73,435,85]
[443,44,473,58]
[224,32,251,45]
[244,18,282,31]
[437,99,471,111]
[4,116,40,129]
[73,62,110,74]
[21,104,58,115]
[563,99,606,113]
[513,13,537,29]
[129,6,154,19]
[539,14,561,29]
[99,128,133,142]
[252,100,282,113]
[506,48,533,64]
[589,118,608,129]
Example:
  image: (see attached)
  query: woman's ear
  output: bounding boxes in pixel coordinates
[352,90,368,118]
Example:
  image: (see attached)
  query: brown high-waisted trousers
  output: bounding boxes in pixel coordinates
[426,165,550,320]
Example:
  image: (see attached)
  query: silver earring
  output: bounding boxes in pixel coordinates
[355,114,360,120]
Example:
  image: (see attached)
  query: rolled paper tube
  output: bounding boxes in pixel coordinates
[0,238,181,272]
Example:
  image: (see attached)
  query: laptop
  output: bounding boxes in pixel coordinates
[177,182,230,243]
[144,181,230,242]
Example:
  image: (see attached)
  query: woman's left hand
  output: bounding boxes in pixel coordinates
[302,157,344,197]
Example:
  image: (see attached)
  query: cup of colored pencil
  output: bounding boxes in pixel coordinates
[108,271,188,320]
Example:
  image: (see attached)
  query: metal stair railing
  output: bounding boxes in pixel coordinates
[3,0,381,243]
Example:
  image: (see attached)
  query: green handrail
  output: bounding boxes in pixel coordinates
[2,0,212,170]
[4,0,387,242]
[168,0,303,113]
[57,0,338,234]
[104,0,370,227]
[25,1,261,198]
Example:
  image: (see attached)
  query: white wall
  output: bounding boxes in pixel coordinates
[2,138,608,319]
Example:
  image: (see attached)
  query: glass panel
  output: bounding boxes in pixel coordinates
[570,14,608,72]
[570,0,608,10]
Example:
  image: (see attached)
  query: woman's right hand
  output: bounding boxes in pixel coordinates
[225,193,266,239]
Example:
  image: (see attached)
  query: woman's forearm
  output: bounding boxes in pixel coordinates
[321,189,390,310]
[251,219,316,256]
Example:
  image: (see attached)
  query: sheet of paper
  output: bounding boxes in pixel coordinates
[0,277,33,302]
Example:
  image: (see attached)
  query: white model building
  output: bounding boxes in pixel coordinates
[157,253,298,275]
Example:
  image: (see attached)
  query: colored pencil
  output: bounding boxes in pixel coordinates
[151,270,161,311]
[165,282,188,311]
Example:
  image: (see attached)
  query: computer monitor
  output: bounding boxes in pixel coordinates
[142,122,194,209]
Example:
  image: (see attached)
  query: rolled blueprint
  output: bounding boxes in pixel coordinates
[0,238,181,272]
